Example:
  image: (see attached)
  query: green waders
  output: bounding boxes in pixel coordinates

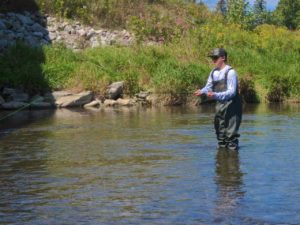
[212,68,242,149]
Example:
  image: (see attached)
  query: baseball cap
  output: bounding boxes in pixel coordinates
[208,48,227,58]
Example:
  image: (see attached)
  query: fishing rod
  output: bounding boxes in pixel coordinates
[0,96,44,122]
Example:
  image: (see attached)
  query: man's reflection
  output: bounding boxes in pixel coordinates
[213,149,244,223]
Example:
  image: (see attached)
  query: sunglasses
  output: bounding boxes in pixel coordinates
[211,56,220,61]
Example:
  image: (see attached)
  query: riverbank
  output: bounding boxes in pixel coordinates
[0,10,299,104]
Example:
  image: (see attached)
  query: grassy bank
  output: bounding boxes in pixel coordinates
[1,33,299,103]
[0,1,299,103]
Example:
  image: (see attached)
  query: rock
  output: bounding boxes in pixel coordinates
[107,81,124,100]
[44,91,72,103]
[0,40,9,49]
[30,95,45,102]
[15,13,34,25]
[2,87,17,96]
[33,31,44,38]
[1,101,28,110]
[30,102,54,109]
[104,99,117,107]
[55,91,93,107]
[136,91,150,100]
[8,92,29,102]
[0,95,5,105]
[146,94,159,105]
[116,98,136,106]
[86,29,95,40]
[31,22,45,33]
[0,12,135,52]
[84,100,101,108]
[2,88,29,102]
[0,20,6,29]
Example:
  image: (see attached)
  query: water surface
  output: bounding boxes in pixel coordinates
[0,103,299,224]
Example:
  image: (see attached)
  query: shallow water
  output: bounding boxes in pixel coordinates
[0,103,299,225]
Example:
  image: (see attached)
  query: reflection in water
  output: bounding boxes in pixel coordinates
[214,149,244,223]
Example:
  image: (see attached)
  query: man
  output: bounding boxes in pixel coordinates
[194,48,242,150]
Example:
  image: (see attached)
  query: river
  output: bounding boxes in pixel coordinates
[0,103,299,224]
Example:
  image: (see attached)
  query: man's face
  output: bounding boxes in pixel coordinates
[211,56,225,69]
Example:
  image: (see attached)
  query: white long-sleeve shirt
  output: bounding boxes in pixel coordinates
[200,65,238,101]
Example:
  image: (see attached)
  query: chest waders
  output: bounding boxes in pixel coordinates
[211,68,242,148]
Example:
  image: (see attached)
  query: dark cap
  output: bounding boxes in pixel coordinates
[208,48,227,58]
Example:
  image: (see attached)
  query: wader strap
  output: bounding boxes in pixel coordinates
[210,68,218,81]
[210,67,233,83]
[224,68,233,86]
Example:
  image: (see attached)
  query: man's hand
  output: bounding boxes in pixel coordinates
[207,91,215,98]
[194,90,202,96]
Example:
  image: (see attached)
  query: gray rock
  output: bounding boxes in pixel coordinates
[107,81,124,100]
[15,13,34,25]
[104,99,117,107]
[136,91,150,99]
[0,20,6,29]
[0,40,9,49]
[0,12,135,52]
[86,29,95,40]
[44,91,72,103]
[30,95,45,102]
[1,101,28,110]
[7,92,30,102]
[0,95,5,105]
[30,102,54,109]
[55,91,93,107]
[116,98,136,106]
[84,100,101,108]
[31,22,45,33]
[33,31,44,38]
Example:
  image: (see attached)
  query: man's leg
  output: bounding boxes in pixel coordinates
[215,102,227,148]
[225,98,242,150]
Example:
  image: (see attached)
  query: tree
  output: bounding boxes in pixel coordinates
[216,0,227,16]
[253,0,267,25]
[226,0,249,25]
[274,0,300,30]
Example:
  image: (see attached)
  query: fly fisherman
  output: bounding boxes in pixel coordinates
[194,48,242,150]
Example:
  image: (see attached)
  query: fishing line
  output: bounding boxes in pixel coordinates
[0,96,44,122]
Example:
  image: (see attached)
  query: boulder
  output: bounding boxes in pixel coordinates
[104,99,117,107]
[55,91,93,107]
[84,100,101,108]
[44,91,72,103]
[1,101,27,110]
[30,102,54,109]
[0,95,5,105]
[2,88,29,102]
[107,81,124,100]
[136,91,150,100]
[116,98,136,106]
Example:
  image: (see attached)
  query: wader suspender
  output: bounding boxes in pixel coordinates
[210,67,233,87]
